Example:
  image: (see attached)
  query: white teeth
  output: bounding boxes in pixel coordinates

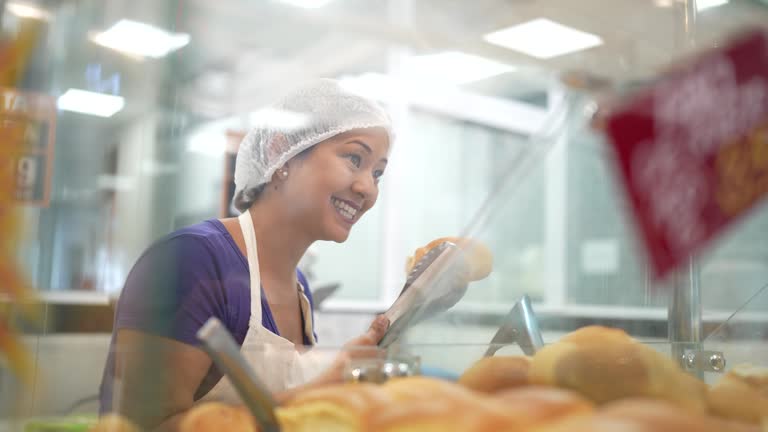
[332,198,358,220]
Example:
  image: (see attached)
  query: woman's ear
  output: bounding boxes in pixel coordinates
[271,164,290,183]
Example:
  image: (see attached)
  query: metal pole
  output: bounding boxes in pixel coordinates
[668,0,703,378]
[668,258,703,377]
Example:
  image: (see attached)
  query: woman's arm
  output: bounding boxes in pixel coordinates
[113,315,389,430]
[114,329,212,432]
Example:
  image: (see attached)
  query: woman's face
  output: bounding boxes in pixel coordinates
[281,128,390,243]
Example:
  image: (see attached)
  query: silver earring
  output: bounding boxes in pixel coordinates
[280,169,288,177]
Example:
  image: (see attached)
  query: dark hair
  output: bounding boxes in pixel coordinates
[232,145,316,212]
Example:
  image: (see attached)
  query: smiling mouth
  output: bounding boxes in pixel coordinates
[331,197,359,222]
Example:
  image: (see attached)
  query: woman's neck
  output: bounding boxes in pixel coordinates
[248,199,312,285]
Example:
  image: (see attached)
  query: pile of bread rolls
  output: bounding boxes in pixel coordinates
[163,325,766,432]
[88,237,765,431]
[91,325,766,431]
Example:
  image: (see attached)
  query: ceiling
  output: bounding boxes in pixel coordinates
[171,0,768,118]
[19,0,768,123]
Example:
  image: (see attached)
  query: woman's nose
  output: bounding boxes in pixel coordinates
[352,173,376,199]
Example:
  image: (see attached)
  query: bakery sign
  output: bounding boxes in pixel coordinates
[0,87,56,206]
[605,29,768,280]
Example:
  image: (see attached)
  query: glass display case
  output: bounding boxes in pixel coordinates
[1,0,767,430]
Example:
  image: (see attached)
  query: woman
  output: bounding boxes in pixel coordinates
[99,79,393,431]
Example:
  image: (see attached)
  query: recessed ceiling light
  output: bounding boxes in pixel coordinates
[6,2,52,20]
[403,51,515,85]
[484,18,603,59]
[697,0,729,11]
[57,89,124,117]
[91,19,190,59]
[275,0,334,8]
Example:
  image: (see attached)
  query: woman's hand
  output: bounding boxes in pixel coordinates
[304,315,390,388]
[344,314,390,347]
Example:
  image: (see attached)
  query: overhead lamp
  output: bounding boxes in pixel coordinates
[91,19,190,59]
[6,1,52,20]
[248,108,309,130]
[402,51,515,85]
[57,89,125,117]
[484,18,603,59]
[697,0,729,11]
[275,0,334,8]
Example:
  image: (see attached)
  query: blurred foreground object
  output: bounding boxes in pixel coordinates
[707,364,768,425]
[0,14,47,384]
[180,403,259,432]
[603,29,768,280]
[87,414,141,432]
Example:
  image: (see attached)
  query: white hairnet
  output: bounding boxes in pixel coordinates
[233,78,393,213]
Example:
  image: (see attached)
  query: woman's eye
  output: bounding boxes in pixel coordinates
[346,154,362,167]
[373,169,384,180]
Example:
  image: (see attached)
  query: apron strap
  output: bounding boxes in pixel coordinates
[238,209,263,326]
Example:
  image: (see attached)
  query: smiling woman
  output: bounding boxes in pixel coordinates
[280,129,390,243]
[99,79,394,431]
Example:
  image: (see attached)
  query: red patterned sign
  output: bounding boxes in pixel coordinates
[1,87,56,206]
[605,30,768,279]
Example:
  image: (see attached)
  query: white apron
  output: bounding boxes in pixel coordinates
[198,210,328,403]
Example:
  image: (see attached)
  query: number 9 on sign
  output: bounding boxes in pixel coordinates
[17,157,37,189]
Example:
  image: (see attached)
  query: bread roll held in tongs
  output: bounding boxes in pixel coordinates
[379,237,493,348]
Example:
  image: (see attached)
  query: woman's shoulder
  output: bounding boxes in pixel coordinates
[138,220,241,267]
[166,219,228,241]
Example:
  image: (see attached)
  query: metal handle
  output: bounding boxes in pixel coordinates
[485,294,544,357]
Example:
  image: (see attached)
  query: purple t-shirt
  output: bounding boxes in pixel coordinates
[99,219,315,413]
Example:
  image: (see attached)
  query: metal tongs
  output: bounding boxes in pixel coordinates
[484,294,544,357]
[197,318,281,432]
[379,241,471,348]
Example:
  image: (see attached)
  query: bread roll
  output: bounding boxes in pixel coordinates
[600,399,760,432]
[458,355,531,393]
[366,380,508,432]
[532,399,761,432]
[368,383,593,432]
[528,325,708,413]
[88,414,141,432]
[364,397,509,432]
[383,376,478,402]
[179,402,258,432]
[278,382,391,432]
[727,364,768,390]
[405,237,493,282]
[493,386,594,428]
[708,364,768,424]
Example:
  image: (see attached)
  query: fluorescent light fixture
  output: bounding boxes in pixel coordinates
[91,19,190,59]
[249,108,309,130]
[6,2,52,20]
[403,51,515,85]
[275,0,334,8]
[697,0,729,10]
[484,18,603,59]
[57,89,125,117]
